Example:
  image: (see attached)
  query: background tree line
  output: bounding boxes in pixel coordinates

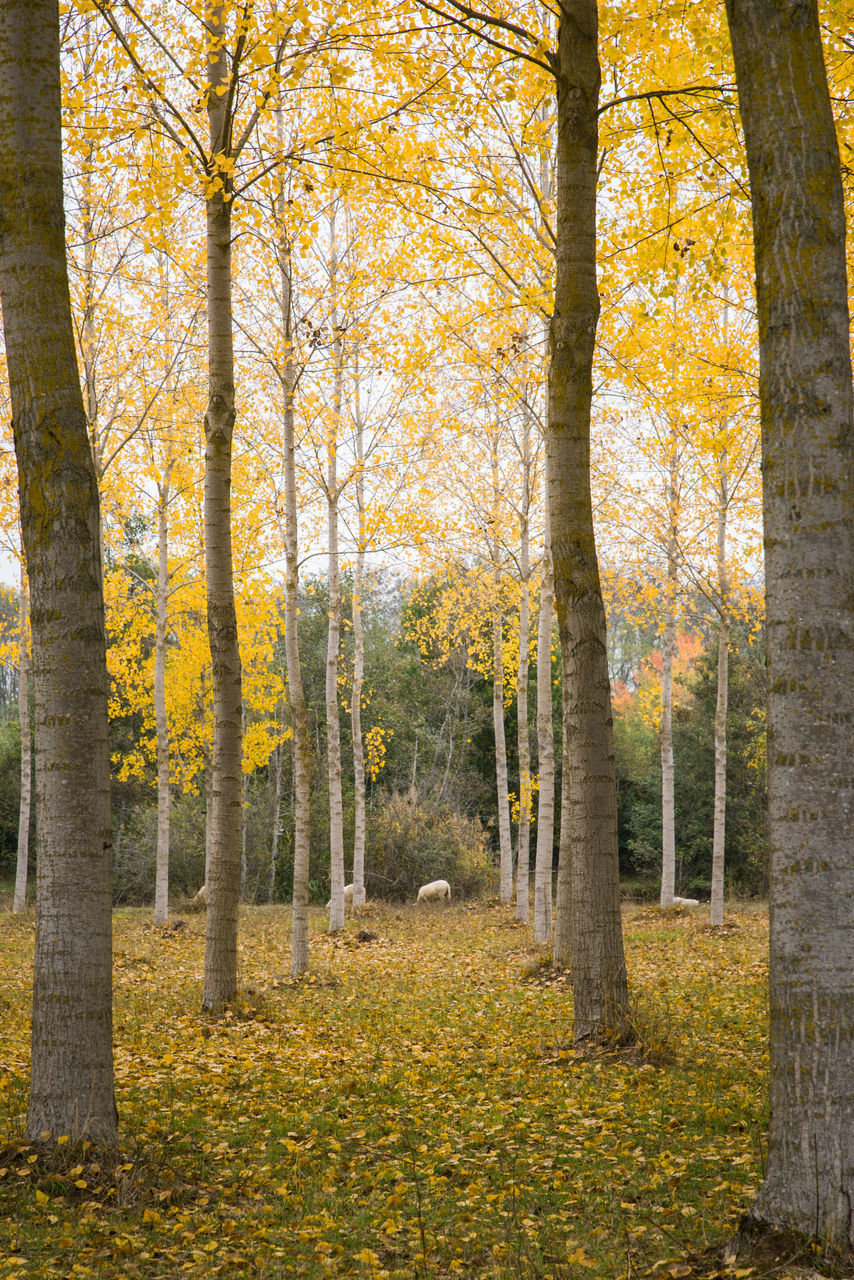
[0,566,767,906]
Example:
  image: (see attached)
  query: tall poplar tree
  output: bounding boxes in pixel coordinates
[725,0,854,1247]
[0,0,116,1143]
[545,0,627,1038]
[94,0,291,1006]
[416,0,628,1037]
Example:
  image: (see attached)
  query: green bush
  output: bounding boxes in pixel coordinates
[365,787,495,902]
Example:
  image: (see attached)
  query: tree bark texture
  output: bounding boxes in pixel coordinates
[0,0,116,1143]
[659,568,676,907]
[515,440,532,923]
[709,458,730,929]
[153,470,172,926]
[533,470,555,945]
[551,709,571,966]
[275,171,312,974]
[725,0,854,1246]
[202,0,244,1010]
[547,0,628,1039]
[491,441,513,903]
[13,566,31,914]
[267,730,284,903]
[492,597,513,903]
[351,368,367,909]
[326,213,346,934]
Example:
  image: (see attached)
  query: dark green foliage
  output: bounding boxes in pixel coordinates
[0,716,23,878]
[613,621,767,898]
[673,626,767,897]
[614,702,662,880]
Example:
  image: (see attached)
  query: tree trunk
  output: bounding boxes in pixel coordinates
[274,134,312,975]
[267,729,284,904]
[551,707,571,966]
[709,456,730,929]
[13,563,31,914]
[533,471,555,945]
[491,440,513,903]
[547,0,628,1039]
[153,469,172,926]
[725,0,854,1246]
[515,418,532,923]
[78,129,107,572]
[326,211,346,933]
[203,743,212,887]
[659,569,676,907]
[202,0,244,1011]
[0,0,116,1143]
[351,355,367,909]
[492,597,513,902]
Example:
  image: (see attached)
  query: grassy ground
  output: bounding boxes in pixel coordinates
[0,900,775,1279]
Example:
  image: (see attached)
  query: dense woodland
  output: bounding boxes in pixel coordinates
[0,573,768,905]
[0,0,852,1270]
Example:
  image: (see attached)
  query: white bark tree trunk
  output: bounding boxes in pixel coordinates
[326,210,346,934]
[202,0,244,1010]
[153,468,173,926]
[0,0,116,1143]
[533,473,555,945]
[709,456,730,929]
[273,116,312,974]
[351,355,367,909]
[491,439,513,903]
[725,0,854,1246]
[13,563,31,914]
[267,729,284,904]
[551,707,571,965]
[659,448,678,909]
[515,415,533,923]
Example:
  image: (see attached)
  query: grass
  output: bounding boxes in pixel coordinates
[0,900,775,1278]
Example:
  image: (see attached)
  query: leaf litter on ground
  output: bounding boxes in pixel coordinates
[0,899,812,1280]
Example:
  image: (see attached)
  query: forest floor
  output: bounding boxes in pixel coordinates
[0,898,831,1280]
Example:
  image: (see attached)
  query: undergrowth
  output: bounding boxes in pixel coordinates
[0,901,776,1278]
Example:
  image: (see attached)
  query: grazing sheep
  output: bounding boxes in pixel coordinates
[417,879,451,904]
[671,896,699,907]
[327,884,355,911]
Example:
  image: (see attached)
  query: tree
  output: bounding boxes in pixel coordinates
[546,0,627,1038]
[0,0,116,1143]
[273,159,312,974]
[724,0,854,1248]
[12,559,31,915]
[93,0,292,1007]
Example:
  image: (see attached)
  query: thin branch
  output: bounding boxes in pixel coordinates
[597,83,736,117]
[415,0,554,74]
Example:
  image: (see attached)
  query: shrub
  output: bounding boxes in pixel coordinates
[365,787,495,901]
[113,793,206,905]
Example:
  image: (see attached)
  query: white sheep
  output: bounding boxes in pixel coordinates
[192,884,207,905]
[671,896,700,907]
[327,884,355,911]
[417,879,451,904]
